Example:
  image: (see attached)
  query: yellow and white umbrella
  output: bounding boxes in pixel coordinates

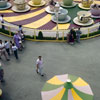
[41,74,93,100]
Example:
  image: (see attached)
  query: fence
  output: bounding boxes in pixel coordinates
[0,22,100,41]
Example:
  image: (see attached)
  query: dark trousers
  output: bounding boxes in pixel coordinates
[14,50,18,59]
[6,48,10,56]
[2,21,5,30]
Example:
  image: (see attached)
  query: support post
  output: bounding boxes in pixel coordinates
[8,27,11,36]
[34,29,36,40]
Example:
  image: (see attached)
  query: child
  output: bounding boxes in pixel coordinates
[12,43,18,59]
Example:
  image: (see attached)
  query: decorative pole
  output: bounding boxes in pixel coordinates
[55,2,60,40]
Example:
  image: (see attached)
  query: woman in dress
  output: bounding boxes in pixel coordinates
[13,33,21,50]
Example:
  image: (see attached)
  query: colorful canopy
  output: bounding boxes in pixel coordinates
[0,89,2,96]
[41,74,93,100]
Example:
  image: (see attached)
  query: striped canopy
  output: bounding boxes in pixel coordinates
[0,89,2,96]
[41,74,93,100]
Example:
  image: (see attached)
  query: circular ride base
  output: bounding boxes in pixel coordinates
[0,0,100,30]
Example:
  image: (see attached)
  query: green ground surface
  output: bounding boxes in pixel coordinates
[0,34,100,100]
[65,5,96,24]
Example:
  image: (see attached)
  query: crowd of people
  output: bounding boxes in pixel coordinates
[0,26,25,61]
[0,26,25,83]
[67,28,82,44]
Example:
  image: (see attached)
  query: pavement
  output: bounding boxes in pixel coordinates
[0,34,100,100]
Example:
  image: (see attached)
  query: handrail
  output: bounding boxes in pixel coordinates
[0,22,100,41]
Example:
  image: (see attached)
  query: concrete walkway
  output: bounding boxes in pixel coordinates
[0,34,100,100]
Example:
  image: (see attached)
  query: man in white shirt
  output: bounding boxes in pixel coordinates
[5,40,10,56]
[36,56,44,76]
[0,40,9,61]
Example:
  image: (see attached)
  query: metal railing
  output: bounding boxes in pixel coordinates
[0,22,100,41]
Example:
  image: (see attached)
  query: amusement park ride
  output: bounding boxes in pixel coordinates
[0,0,100,28]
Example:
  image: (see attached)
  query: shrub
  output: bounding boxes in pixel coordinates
[0,28,100,40]
[38,31,43,40]
[0,28,15,36]
[25,35,34,39]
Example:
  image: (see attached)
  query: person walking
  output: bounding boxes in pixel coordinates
[0,40,9,61]
[13,33,21,50]
[12,43,18,59]
[10,40,13,54]
[0,62,4,82]
[36,56,44,76]
[5,40,10,56]
[76,28,82,43]
[0,14,5,29]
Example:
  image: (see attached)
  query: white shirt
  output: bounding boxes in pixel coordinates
[0,16,3,22]
[36,58,43,68]
[12,46,18,51]
[5,42,10,49]
[0,43,5,51]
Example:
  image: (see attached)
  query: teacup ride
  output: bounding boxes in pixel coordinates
[60,0,77,8]
[73,11,94,26]
[78,0,93,10]
[90,4,100,18]
[12,0,30,12]
[28,0,46,7]
[51,8,71,24]
[45,0,59,14]
[0,0,11,10]
[0,89,2,97]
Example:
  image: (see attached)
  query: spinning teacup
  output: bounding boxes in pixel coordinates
[82,0,93,8]
[32,0,41,5]
[90,4,100,16]
[0,0,7,8]
[63,0,73,6]
[77,11,91,23]
[55,9,68,21]
[14,0,26,10]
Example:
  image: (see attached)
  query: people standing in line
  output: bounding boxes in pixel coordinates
[0,40,9,61]
[0,14,5,29]
[76,28,82,43]
[0,62,4,82]
[4,40,10,56]
[12,43,18,59]
[36,56,44,76]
